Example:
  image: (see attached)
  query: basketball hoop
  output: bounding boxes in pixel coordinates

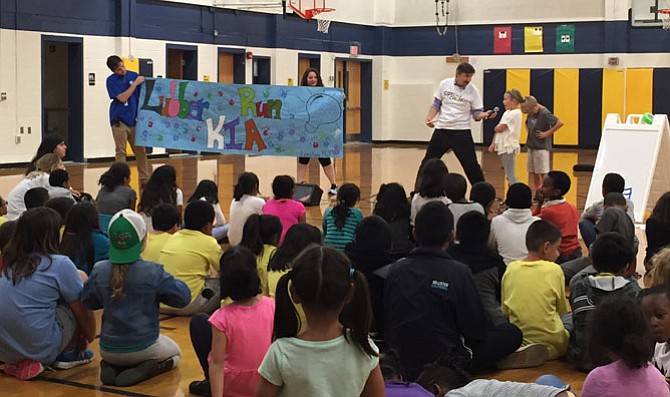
[660,9,670,29]
[315,12,333,34]
[289,0,335,33]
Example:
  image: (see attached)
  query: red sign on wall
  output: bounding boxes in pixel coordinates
[494,26,512,54]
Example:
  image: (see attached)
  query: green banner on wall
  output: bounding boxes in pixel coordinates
[556,25,575,53]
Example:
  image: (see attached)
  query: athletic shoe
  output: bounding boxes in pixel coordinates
[328,186,338,195]
[4,359,44,380]
[189,379,212,396]
[495,343,549,370]
[52,349,94,370]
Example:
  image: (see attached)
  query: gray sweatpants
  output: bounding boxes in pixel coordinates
[500,153,518,185]
[101,334,181,367]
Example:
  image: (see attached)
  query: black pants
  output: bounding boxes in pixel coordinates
[298,157,332,166]
[471,322,523,373]
[189,313,212,378]
[415,129,485,190]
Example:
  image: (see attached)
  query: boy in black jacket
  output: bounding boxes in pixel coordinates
[384,201,523,380]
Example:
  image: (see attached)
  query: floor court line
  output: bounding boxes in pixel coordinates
[36,375,157,397]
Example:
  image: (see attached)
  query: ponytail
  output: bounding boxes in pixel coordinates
[340,268,377,357]
[332,183,360,230]
[234,172,259,201]
[240,214,263,255]
[111,264,131,299]
[273,271,301,340]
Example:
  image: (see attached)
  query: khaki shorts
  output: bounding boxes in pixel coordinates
[527,148,550,174]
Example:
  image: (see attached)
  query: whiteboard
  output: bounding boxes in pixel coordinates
[584,114,670,223]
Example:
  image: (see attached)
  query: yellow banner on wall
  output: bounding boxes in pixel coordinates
[524,26,544,53]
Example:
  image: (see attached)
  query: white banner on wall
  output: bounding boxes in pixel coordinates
[585,113,670,223]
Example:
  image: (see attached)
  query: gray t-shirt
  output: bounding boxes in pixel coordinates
[526,107,559,150]
[96,185,137,215]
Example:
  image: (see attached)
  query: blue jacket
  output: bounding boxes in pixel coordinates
[81,259,190,349]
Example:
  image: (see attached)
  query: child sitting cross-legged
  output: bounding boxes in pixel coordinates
[47,169,76,202]
[445,173,484,234]
[81,209,191,387]
[568,232,641,373]
[501,220,569,363]
[262,175,306,245]
[239,214,283,296]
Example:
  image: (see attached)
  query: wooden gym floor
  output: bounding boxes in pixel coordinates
[0,143,638,396]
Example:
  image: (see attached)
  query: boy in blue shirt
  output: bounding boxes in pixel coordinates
[106,55,149,185]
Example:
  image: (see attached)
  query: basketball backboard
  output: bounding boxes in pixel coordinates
[631,0,670,27]
[213,0,285,13]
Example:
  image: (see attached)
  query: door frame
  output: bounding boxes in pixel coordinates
[334,57,372,143]
[217,47,246,84]
[41,35,84,162]
[165,44,198,80]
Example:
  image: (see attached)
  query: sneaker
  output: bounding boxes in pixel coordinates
[52,349,94,370]
[328,186,338,195]
[496,343,549,370]
[189,379,212,396]
[4,359,44,380]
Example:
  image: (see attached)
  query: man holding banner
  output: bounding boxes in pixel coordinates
[106,55,150,185]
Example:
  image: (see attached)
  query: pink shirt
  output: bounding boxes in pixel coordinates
[581,360,670,397]
[208,297,275,397]
[262,198,306,244]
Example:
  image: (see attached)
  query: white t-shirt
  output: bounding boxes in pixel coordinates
[410,194,451,226]
[6,173,50,220]
[653,342,670,379]
[494,108,522,155]
[434,78,484,130]
[258,334,379,397]
[228,194,266,246]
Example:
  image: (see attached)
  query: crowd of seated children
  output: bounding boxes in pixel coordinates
[262,175,306,245]
[489,182,538,265]
[47,169,76,202]
[373,183,413,258]
[533,171,581,264]
[410,158,450,226]
[59,202,110,275]
[447,211,507,327]
[0,207,96,380]
[568,233,640,372]
[322,183,363,250]
[502,220,568,364]
[345,215,394,346]
[228,172,265,246]
[469,181,498,220]
[581,296,670,397]
[580,173,635,249]
[159,200,222,316]
[188,180,229,241]
[444,173,484,234]
[385,202,525,381]
[143,203,181,263]
[256,245,384,397]
[239,214,282,296]
[188,246,275,396]
[138,165,182,232]
[81,209,190,386]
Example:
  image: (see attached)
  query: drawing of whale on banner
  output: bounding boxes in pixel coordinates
[135,78,345,158]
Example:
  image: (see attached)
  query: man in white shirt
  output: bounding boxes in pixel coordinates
[415,63,494,191]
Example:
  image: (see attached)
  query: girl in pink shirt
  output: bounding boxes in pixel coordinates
[581,296,669,397]
[262,175,306,245]
[205,246,275,397]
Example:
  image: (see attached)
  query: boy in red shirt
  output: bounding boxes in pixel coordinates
[533,171,581,264]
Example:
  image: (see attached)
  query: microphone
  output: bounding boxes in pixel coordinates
[490,106,499,119]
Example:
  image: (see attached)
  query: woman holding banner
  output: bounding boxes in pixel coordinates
[297,68,338,196]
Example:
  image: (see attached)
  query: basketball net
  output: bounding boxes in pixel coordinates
[315,10,332,34]
[661,9,670,30]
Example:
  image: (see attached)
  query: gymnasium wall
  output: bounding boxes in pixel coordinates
[1,0,670,162]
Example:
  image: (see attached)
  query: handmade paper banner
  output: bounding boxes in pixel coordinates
[135,78,345,158]
[493,26,512,54]
[524,26,544,53]
[556,24,575,53]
